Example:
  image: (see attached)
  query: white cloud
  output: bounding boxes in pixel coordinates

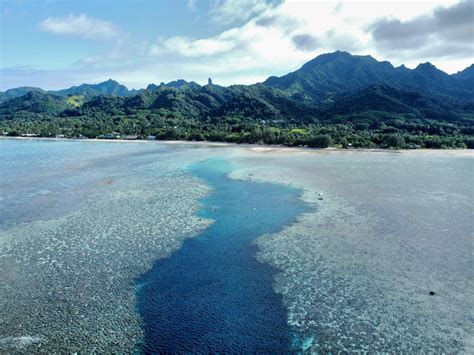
[187,0,197,10]
[40,14,118,39]
[209,0,281,26]
[368,0,474,61]
[149,36,236,58]
[178,0,462,80]
[5,0,470,90]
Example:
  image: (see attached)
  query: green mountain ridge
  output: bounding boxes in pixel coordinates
[1,51,473,148]
[1,51,472,102]
[263,51,472,102]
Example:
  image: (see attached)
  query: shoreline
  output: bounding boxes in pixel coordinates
[1,136,473,156]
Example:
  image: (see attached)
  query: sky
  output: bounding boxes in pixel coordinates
[0,0,473,90]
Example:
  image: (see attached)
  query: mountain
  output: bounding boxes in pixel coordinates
[263,51,472,102]
[319,85,461,121]
[147,79,202,91]
[0,80,132,103]
[54,79,130,97]
[2,52,471,104]
[264,51,398,100]
[453,64,474,90]
[71,83,313,122]
[0,51,472,148]
[0,91,72,117]
[400,62,463,97]
[0,87,46,103]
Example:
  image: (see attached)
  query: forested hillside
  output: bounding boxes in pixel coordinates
[1,51,473,148]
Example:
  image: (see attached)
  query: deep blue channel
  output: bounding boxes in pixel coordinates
[135,157,311,353]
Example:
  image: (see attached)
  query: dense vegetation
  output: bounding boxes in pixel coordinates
[1,52,473,149]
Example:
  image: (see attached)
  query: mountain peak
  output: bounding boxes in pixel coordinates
[145,79,201,91]
[454,64,474,76]
[51,79,129,97]
[414,62,450,81]
[99,79,121,87]
[299,51,381,73]
[415,62,439,72]
[301,51,351,67]
[453,64,474,87]
[262,51,465,102]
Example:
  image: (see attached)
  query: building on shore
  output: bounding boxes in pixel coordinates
[99,132,121,139]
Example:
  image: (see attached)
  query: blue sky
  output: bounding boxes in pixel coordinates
[1,0,473,90]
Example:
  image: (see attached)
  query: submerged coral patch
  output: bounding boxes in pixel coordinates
[0,140,214,352]
[230,150,473,352]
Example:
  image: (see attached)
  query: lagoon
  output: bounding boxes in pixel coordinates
[0,138,472,352]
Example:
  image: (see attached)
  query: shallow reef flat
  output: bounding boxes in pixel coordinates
[1,140,472,353]
[0,141,216,352]
[230,149,474,352]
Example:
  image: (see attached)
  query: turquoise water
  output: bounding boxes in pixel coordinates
[0,139,172,226]
[135,158,312,352]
